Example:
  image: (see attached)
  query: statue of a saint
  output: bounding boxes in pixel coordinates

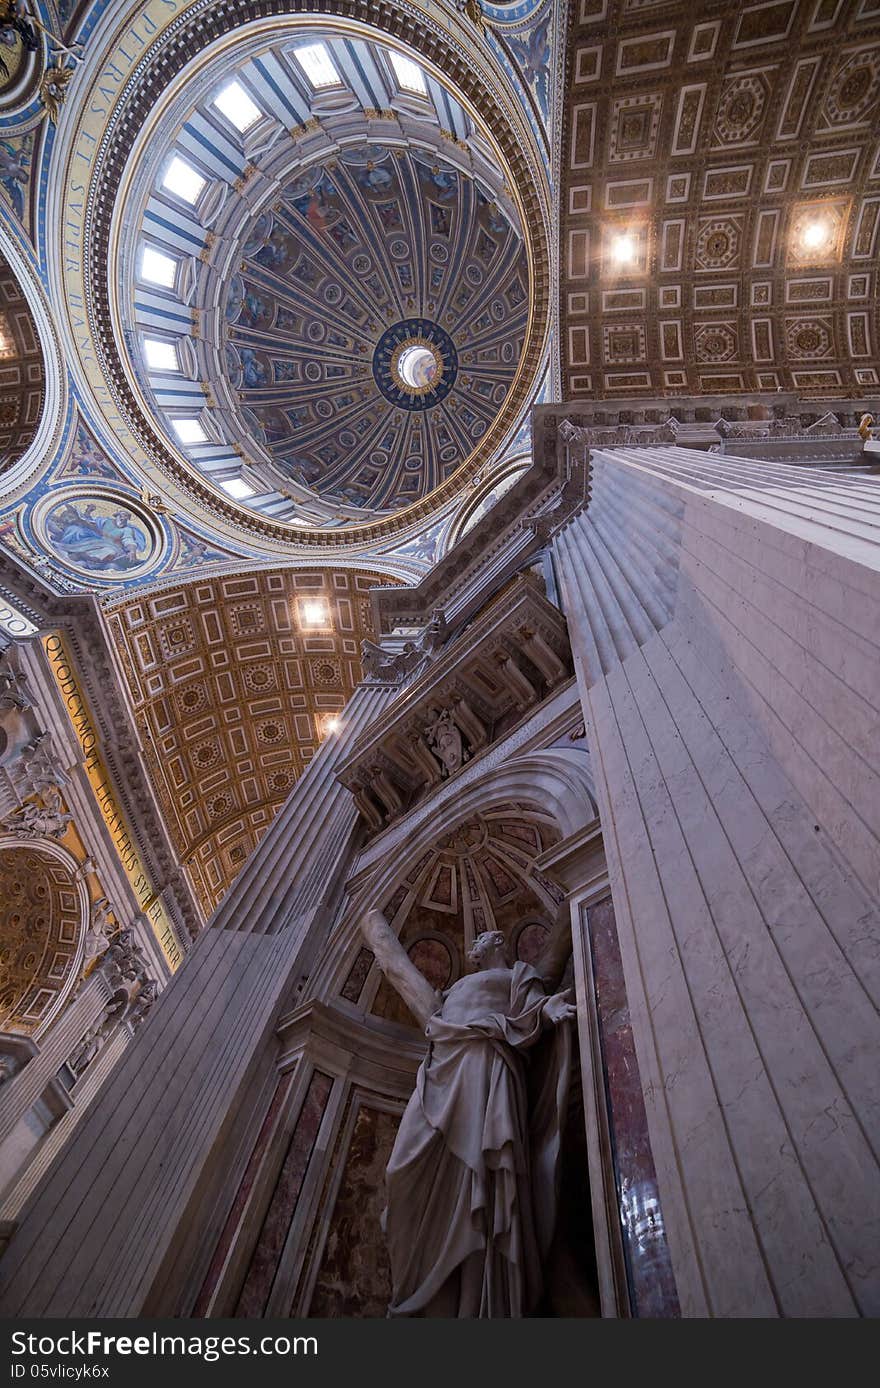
[82,897,114,970]
[360,910,576,1317]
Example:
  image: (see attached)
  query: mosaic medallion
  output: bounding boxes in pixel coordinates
[34,489,164,581]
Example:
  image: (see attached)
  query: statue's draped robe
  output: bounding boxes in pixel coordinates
[384,962,570,1317]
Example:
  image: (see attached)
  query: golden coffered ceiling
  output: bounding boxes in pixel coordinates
[0,253,44,468]
[105,567,397,917]
[562,0,880,398]
[0,844,81,1035]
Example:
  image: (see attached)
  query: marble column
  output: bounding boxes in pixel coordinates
[553,446,880,1318]
[0,684,397,1316]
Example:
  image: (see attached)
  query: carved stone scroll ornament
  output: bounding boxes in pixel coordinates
[360,640,424,686]
[0,1053,21,1086]
[0,654,36,712]
[423,706,466,777]
[68,931,157,1076]
[82,897,115,971]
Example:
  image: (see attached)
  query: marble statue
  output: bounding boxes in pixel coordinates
[82,897,114,969]
[423,706,464,775]
[360,910,576,1317]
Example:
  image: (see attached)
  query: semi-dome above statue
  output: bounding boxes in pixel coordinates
[104,23,546,535]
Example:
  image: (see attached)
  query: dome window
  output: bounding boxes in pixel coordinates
[294,44,341,90]
[397,344,438,390]
[143,338,179,372]
[140,246,177,288]
[162,156,206,205]
[171,417,208,445]
[213,80,262,133]
[220,477,255,499]
[389,51,427,96]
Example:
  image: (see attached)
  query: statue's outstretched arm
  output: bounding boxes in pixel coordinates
[359,908,441,1029]
[534,900,574,989]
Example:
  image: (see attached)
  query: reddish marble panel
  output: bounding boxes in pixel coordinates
[235,1069,333,1316]
[340,947,373,1003]
[408,937,453,990]
[516,921,550,964]
[192,1069,294,1315]
[587,895,680,1318]
[308,1104,401,1317]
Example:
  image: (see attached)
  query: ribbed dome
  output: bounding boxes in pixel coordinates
[223,146,528,514]
[107,20,549,537]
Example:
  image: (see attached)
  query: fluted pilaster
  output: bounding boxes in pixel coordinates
[554,447,880,1318]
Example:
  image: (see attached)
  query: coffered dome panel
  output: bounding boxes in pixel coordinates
[0,844,83,1036]
[221,146,527,514]
[0,253,45,471]
[105,565,398,917]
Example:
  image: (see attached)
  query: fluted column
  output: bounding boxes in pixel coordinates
[0,682,401,1316]
[0,1027,128,1220]
[0,973,111,1149]
[554,446,880,1318]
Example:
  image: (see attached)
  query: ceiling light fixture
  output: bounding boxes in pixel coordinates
[300,598,329,627]
[610,232,637,265]
[800,219,831,252]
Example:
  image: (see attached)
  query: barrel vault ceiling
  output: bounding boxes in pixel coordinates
[104,567,396,917]
[561,0,880,399]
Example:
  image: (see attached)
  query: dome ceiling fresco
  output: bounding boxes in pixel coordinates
[224,147,527,514]
[98,20,549,540]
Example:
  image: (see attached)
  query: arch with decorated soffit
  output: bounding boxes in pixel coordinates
[0,833,89,1040]
[241,746,631,1319]
[0,225,67,503]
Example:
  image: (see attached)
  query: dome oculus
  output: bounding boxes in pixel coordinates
[373,320,458,411]
[393,340,443,395]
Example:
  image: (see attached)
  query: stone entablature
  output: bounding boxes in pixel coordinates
[339,576,573,833]
[534,396,880,461]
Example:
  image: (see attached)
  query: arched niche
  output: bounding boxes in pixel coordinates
[0,836,88,1038]
[325,745,598,1011]
[0,231,66,501]
[296,747,603,1317]
[368,805,566,1029]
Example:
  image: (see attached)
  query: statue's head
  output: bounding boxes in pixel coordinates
[467,930,507,969]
